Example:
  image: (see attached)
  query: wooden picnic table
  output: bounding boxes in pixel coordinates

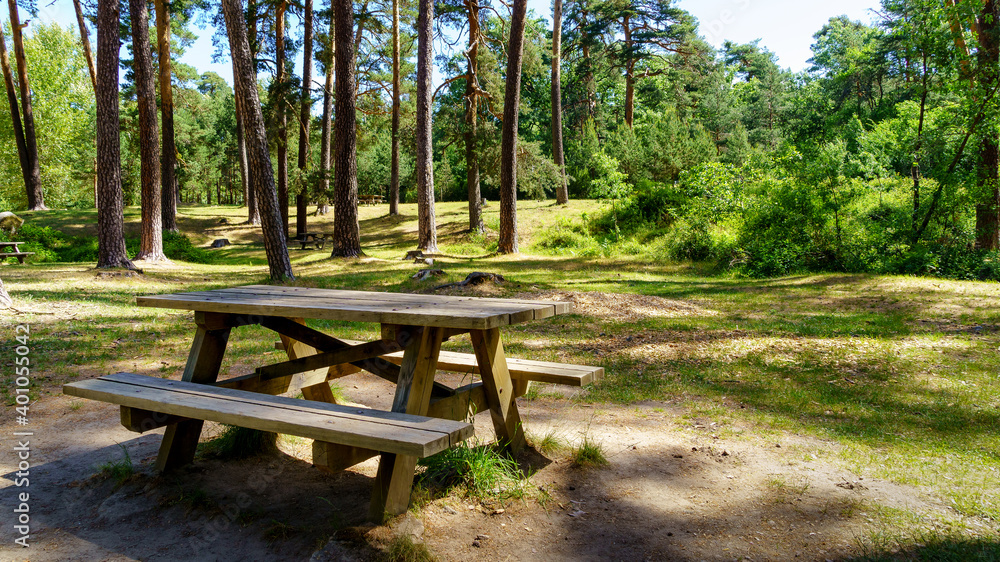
[0,241,33,264]
[65,285,595,520]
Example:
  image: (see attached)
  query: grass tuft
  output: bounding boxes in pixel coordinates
[97,443,135,485]
[416,442,527,503]
[571,435,608,468]
[379,535,436,562]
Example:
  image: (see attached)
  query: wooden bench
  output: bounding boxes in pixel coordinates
[358,194,384,206]
[0,241,33,264]
[296,233,329,250]
[274,340,604,391]
[63,372,474,467]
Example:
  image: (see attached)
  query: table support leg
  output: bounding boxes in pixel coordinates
[471,328,527,455]
[281,318,341,404]
[155,323,231,472]
[370,326,444,521]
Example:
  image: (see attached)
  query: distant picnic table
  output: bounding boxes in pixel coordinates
[63,286,602,520]
[358,194,384,206]
[0,241,33,264]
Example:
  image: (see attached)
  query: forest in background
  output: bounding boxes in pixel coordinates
[2,0,1000,280]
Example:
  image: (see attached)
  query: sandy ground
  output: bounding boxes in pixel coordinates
[0,288,961,561]
[0,372,948,562]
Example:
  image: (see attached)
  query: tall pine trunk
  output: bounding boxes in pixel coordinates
[416,0,438,252]
[275,1,290,240]
[222,0,294,281]
[319,10,334,215]
[129,0,165,262]
[498,0,529,254]
[389,0,401,216]
[330,0,361,257]
[976,0,1000,249]
[296,0,313,239]
[7,0,44,210]
[623,15,635,129]
[154,0,178,231]
[464,0,483,232]
[96,0,134,269]
[551,0,568,205]
[234,72,258,225]
[73,0,97,91]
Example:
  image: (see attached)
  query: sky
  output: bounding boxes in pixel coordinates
[21,0,884,87]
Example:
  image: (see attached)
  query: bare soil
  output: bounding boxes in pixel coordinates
[0,290,956,561]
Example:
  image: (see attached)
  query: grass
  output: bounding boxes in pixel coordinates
[416,441,528,504]
[379,535,436,562]
[96,443,135,486]
[3,201,1000,558]
[571,435,608,468]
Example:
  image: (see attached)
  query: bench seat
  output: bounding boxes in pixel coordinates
[63,372,473,458]
[0,251,33,264]
[275,339,603,387]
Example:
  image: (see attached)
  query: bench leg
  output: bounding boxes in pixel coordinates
[370,326,444,521]
[471,328,527,455]
[155,323,231,472]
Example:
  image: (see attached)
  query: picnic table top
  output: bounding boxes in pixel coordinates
[137,285,573,330]
[0,241,23,248]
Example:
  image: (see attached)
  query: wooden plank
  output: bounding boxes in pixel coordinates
[427,383,488,421]
[64,375,473,457]
[139,292,503,330]
[471,329,526,455]
[120,406,187,433]
[225,285,571,311]
[372,347,603,387]
[100,373,467,435]
[137,286,572,330]
[370,326,446,520]
[155,325,230,472]
[259,339,403,381]
[312,441,379,473]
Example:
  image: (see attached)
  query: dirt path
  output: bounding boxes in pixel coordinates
[0,373,947,562]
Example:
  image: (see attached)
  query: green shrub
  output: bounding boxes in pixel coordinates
[162,232,215,264]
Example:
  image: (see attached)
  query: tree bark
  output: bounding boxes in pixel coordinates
[330,0,361,257]
[96,0,134,269]
[0,24,31,205]
[498,0,528,254]
[234,67,259,225]
[73,0,97,91]
[222,0,294,281]
[976,0,1000,250]
[552,0,568,204]
[416,0,438,252]
[154,0,178,231]
[275,0,290,240]
[130,0,165,262]
[623,15,635,129]
[296,0,313,239]
[319,9,334,214]
[390,0,401,216]
[8,0,44,210]
[465,0,483,233]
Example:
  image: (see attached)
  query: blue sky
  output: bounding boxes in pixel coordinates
[23,0,883,86]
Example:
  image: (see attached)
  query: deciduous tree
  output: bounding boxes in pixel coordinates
[7,0,44,209]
